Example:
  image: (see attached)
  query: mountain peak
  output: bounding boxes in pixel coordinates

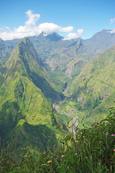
[18,38,32,48]
[5,38,39,75]
[45,32,63,41]
[17,38,39,61]
[91,29,115,40]
[35,32,63,41]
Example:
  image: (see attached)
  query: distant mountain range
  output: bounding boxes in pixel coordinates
[0,29,115,153]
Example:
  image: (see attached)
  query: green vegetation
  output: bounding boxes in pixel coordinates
[0,39,61,157]
[0,101,22,141]
[64,47,115,124]
[0,110,115,173]
[0,37,115,172]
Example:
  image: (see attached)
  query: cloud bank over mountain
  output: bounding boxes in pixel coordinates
[0,10,84,40]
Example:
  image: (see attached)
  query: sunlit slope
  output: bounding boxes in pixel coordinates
[0,38,55,126]
[66,47,115,123]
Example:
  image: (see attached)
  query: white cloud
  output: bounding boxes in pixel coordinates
[38,23,60,34]
[60,26,74,33]
[63,29,84,40]
[25,10,40,25]
[0,10,84,40]
[38,23,74,34]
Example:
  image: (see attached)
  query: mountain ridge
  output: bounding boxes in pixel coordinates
[0,29,115,155]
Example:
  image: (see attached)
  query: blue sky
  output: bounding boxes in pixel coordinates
[0,0,115,40]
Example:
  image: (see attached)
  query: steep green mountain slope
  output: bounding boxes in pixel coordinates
[65,46,115,124]
[0,33,115,172]
[0,101,57,154]
[0,38,61,153]
[0,39,53,124]
[0,30,115,92]
[30,30,115,92]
